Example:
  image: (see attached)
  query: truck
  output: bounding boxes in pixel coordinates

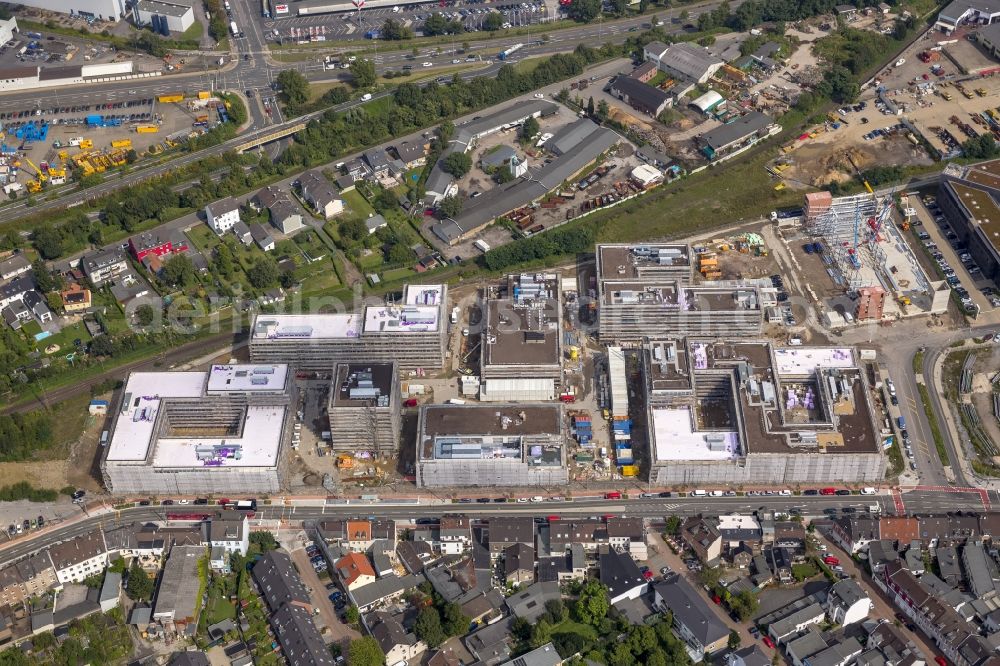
[450,306,460,324]
[498,43,524,60]
[474,239,490,253]
[229,20,242,37]
[235,499,257,512]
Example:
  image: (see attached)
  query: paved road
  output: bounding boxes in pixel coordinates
[0,489,992,567]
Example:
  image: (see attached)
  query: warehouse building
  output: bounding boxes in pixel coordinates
[937,160,1000,283]
[608,75,672,117]
[328,362,401,457]
[13,0,125,21]
[698,112,779,161]
[134,0,195,33]
[416,404,567,487]
[936,0,1000,32]
[101,364,293,494]
[644,41,724,84]
[643,338,886,485]
[595,244,767,341]
[479,273,562,402]
[0,61,135,92]
[431,124,620,245]
[250,284,448,372]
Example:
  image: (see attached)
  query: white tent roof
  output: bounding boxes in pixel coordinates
[691,90,724,113]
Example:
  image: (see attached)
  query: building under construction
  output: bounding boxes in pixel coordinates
[642,338,886,485]
[595,244,769,341]
[804,192,888,291]
[101,365,293,494]
[249,284,448,373]
[327,362,400,458]
[415,404,567,487]
[479,273,563,402]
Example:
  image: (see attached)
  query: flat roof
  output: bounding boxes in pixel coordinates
[646,339,693,392]
[949,182,1000,254]
[107,372,206,462]
[404,283,445,306]
[331,362,394,407]
[651,407,739,462]
[597,244,692,281]
[252,313,361,340]
[422,404,561,439]
[151,405,284,468]
[772,348,855,376]
[206,364,288,393]
[363,304,440,334]
[484,275,560,367]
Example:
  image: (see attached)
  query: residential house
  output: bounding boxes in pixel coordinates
[320,519,397,553]
[351,573,425,613]
[503,543,535,586]
[252,551,313,612]
[880,517,920,544]
[488,517,535,556]
[831,516,880,554]
[630,60,658,83]
[439,516,472,555]
[0,553,57,606]
[425,556,479,604]
[60,284,91,313]
[773,521,807,553]
[336,552,376,591]
[48,530,108,584]
[364,148,392,179]
[961,541,1000,599]
[806,637,864,666]
[498,642,562,666]
[206,197,241,234]
[682,516,722,565]
[254,186,304,235]
[718,514,762,550]
[506,581,560,622]
[2,300,30,329]
[344,157,370,181]
[868,539,900,574]
[270,603,335,666]
[549,519,606,552]
[606,517,646,559]
[153,545,204,625]
[369,611,427,665]
[918,515,981,547]
[129,232,187,262]
[600,548,647,605]
[865,619,928,666]
[767,602,826,644]
[396,540,435,574]
[365,213,388,236]
[232,220,253,245]
[393,140,428,168]
[654,575,729,661]
[825,578,872,626]
[465,617,514,665]
[250,223,275,252]
[729,645,771,666]
[298,170,343,219]
[208,513,249,556]
[82,248,129,286]
[0,253,30,280]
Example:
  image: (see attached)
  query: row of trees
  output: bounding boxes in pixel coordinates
[0,412,54,462]
[482,223,596,271]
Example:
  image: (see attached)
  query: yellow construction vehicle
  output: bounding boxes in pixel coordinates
[111,139,132,149]
[79,139,93,150]
[22,157,46,192]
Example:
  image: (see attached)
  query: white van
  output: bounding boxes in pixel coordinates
[692,489,708,497]
[361,93,372,101]
[860,487,877,495]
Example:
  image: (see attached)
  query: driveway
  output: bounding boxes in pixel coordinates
[289,547,360,649]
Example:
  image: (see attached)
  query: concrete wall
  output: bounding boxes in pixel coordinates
[651,452,887,485]
[104,462,282,494]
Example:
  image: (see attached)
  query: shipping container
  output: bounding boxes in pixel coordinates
[158,94,184,104]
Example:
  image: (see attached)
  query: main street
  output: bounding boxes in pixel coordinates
[0,488,991,568]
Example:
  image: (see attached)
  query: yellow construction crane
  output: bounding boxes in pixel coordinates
[22,157,46,192]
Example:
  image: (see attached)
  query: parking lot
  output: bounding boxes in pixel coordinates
[264,0,551,42]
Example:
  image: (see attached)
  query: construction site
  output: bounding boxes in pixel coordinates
[0,90,235,197]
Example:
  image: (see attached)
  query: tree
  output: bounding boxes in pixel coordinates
[572,578,609,626]
[545,598,566,623]
[729,630,742,650]
[32,227,63,260]
[597,99,609,121]
[381,17,413,40]
[483,11,504,31]
[276,70,310,107]
[247,257,280,289]
[213,243,235,278]
[386,242,412,265]
[345,605,360,625]
[441,151,472,177]
[32,259,57,293]
[125,561,154,601]
[586,96,595,117]
[415,607,447,647]
[340,217,369,243]
[438,195,463,218]
[568,0,601,22]
[373,187,399,213]
[441,601,468,636]
[350,59,377,88]
[346,636,384,666]
[424,12,452,35]
[729,589,759,621]
[89,335,115,358]
[665,515,682,534]
[161,253,195,287]
[249,531,278,551]
[135,304,156,327]
[521,115,540,141]
[964,133,1000,159]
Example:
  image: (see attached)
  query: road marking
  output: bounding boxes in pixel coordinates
[891,489,906,514]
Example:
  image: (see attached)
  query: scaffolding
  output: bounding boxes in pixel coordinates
[806,192,892,291]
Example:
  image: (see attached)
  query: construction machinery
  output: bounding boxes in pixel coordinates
[111,139,132,149]
[136,125,159,134]
[22,157,45,192]
[158,94,184,104]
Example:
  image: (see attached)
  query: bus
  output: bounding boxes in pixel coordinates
[229,20,242,37]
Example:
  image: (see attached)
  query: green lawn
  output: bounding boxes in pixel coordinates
[204,594,237,626]
[792,563,819,580]
[382,266,417,282]
[186,225,221,253]
[551,619,599,641]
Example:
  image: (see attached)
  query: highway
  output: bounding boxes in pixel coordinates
[0,489,993,567]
